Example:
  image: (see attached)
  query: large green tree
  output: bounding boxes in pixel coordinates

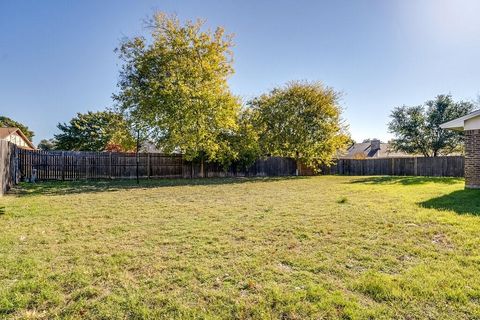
[54,111,135,151]
[221,108,261,169]
[113,13,240,174]
[37,139,57,151]
[0,116,34,140]
[388,94,474,157]
[250,81,350,172]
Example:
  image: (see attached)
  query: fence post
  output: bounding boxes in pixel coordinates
[147,153,150,179]
[61,151,65,181]
[391,158,395,176]
[414,157,418,176]
[109,152,112,179]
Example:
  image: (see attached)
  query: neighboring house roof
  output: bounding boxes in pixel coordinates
[440,109,480,131]
[142,141,161,153]
[340,140,411,159]
[0,127,35,149]
[141,141,182,154]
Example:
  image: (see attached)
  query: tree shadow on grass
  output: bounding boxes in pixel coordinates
[9,176,309,197]
[349,176,463,186]
[420,189,480,215]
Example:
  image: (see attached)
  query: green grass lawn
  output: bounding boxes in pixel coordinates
[2,176,480,319]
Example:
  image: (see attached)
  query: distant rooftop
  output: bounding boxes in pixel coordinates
[340,140,411,159]
[0,127,35,149]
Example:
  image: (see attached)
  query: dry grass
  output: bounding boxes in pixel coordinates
[1,176,480,319]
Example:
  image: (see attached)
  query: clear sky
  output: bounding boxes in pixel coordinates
[1,0,480,144]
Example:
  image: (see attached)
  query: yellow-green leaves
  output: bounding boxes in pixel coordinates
[250,81,350,171]
[115,12,240,163]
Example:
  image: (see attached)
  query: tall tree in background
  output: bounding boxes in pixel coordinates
[37,139,56,150]
[388,94,474,157]
[54,111,135,151]
[0,116,34,140]
[223,108,261,169]
[250,81,350,172]
[114,13,240,175]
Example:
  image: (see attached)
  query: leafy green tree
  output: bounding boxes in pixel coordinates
[54,111,135,151]
[219,108,261,169]
[37,139,56,150]
[388,94,474,157]
[114,12,240,175]
[250,81,350,172]
[235,109,262,168]
[0,116,34,140]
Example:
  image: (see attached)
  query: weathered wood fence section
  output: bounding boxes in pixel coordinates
[18,150,184,180]
[0,141,18,195]
[320,156,464,177]
[17,149,297,181]
[14,148,465,183]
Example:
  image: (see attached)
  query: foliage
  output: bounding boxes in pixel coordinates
[114,12,240,165]
[233,109,262,168]
[54,111,136,151]
[218,108,261,169]
[388,95,474,157]
[249,81,350,170]
[37,139,56,150]
[2,176,480,318]
[0,116,34,140]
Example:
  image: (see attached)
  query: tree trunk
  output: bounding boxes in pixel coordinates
[200,154,205,178]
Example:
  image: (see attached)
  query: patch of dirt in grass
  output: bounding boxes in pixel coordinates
[432,233,454,249]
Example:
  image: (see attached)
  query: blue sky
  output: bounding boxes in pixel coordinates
[1,0,480,144]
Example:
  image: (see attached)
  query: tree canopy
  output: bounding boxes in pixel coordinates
[388,94,474,157]
[54,111,135,151]
[249,81,350,169]
[0,116,34,140]
[114,12,240,168]
[37,139,56,151]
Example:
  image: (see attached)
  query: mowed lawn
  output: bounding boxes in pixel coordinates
[2,176,480,319]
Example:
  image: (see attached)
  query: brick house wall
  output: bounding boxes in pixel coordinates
[464,129,480,188]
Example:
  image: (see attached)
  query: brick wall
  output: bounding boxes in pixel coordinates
[464,130,480,188]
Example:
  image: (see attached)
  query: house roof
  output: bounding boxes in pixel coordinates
[340,142,411,159]
[0,127,35,149]
[440,109,480,130]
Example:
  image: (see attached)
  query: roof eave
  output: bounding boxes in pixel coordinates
[440,109,480,131]
[10,128,36,149]
[440,123,464,131]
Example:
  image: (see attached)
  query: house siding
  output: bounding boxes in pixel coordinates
[3,132,31,149]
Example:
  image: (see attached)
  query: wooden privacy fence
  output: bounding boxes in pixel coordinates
[14,148,466,183]
[320,156,465,177]
[18,150,184,180]
[17,149,297,181]
[0,141,18,195]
